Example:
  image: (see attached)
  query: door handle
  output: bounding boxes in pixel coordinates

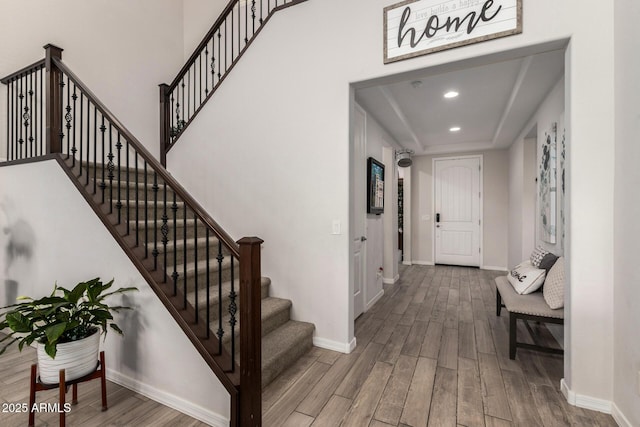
[361,236,367,242]
[436,213,440,223]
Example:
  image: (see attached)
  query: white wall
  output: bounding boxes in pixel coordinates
[613,0,640,425]
[0,0,185,160]
[362,103,399,307]
[0,161,230,426]
[182,0,228,60]
[410,150,509,270]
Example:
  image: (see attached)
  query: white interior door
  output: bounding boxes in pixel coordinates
[434,157,481,266]
[353,105,366,318]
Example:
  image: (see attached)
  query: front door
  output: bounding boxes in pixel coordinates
[434,156,481,267]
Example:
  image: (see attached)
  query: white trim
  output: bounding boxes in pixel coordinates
[365,289,384,311]
[481,265,508,271]
[431,154,484,268]
[612,403,633,427]
[412,260,434,266]
[382,274,400,284]
[313,336,356,354]
[106,368,228,427]
[402,260,412,265]
[560,379,612,414]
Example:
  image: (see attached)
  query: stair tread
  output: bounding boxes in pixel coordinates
[262,320,315,367]
[217,297,292,343]
[186,276,270,303]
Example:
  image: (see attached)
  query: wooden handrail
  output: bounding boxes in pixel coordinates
[52,57,240,259]
[0,59,45,84]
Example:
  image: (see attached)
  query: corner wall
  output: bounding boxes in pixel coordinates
[613,0,640,425]
[0,161,230,426]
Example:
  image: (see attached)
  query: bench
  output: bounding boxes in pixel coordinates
[495,275,564,359]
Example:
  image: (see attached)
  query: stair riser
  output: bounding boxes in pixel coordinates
[92,180,176,201]
[84,165,157,182]
[167,265,238,293]
[188,280,270,323]
[217,302,290,345]
[111,202,189,221]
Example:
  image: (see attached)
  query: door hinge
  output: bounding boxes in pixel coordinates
[479,247,481,253]
[479,219,481,226]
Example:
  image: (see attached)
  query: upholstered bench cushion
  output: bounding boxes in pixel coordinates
[495,276,564,319]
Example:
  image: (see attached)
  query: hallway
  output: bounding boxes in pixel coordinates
[262,265,616,426]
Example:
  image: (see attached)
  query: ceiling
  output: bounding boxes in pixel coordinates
[355,49,565,155]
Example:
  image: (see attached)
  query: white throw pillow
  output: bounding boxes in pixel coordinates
[507,260,547,295]
[543,256,565,309]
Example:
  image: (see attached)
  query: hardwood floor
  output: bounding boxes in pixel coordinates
[0,265,618,426]
[0,339,208,426]
[263,265,618,427]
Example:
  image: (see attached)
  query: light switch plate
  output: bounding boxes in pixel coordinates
[332,220,341,235]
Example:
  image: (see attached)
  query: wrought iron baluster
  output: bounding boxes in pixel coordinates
[231,8,234,61]
[135,153,139,245]
[93,108,97,193]
[217,240,224,354]
[126,140,130,234]
[199,53,202,105]
[107,124,114,211]
[65,76,71,157]
[206,228,211,339]
[79,93,83,174]
[187,70,190,122]
[5,81,9,161]
[194,213,198,323]
[229,255,237,372]
[70,85,77,164]
[144,161,148,257]
[28,71,33,157]
[183,204,188,309]
[115,133,122,223]
[86,97,90,185]
[170,93,174,142]
[39,66,43,156]
[245,0,248,44]
[218,28,222,80]
[99,116,106,202]
[152,172,159,269]
[252,0,256,35]
[172,193,178,295]
[260,0,263,24]
[18,78,23,159]
[162,182,169,282]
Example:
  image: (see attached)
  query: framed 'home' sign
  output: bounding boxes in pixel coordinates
[384,0,522,64]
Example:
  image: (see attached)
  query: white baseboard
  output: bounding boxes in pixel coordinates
[106,368,228,427]
[313,336,356,354]
[482,265,508,271]
[612,402,633,427]
[365,289,384,311]
[560,378,612,414]
[412,260,434,266]
[382,274,399,284]
[402,261,412,265]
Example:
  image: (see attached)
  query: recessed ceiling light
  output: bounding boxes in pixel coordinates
[449,126,461,132]
[444,91,459,99]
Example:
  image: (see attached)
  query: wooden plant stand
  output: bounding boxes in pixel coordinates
[28,351,108,427]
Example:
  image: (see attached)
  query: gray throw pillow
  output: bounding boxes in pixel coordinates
[538,253,559,274]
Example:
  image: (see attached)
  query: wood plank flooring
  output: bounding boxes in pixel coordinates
[0,265,619,426]
[263,265,618,427]
[0,339,208,426]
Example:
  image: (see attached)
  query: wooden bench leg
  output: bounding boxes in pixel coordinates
[496,290,502,316]
[28,364,37,427]
[509,312,517,359]
[72,383,78,404]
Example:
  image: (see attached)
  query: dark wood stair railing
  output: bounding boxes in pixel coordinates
[1,44,262,427]
[158,0,308,166]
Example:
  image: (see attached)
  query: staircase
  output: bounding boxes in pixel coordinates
[1,38,313,426]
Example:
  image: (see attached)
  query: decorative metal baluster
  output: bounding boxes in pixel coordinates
[152,172,159,270]
[107,124,114,211]
[115,133,122,223]
[194,213,198,323]
[162,182,169,282]
[99,116,106,203]
[183,204,188,308]
[125,140,130,234]
[252,0,256,35]
[229,255,237,372]
[70,86,77,165]
[79,93,83,174]
[65,76,71,157]
[260,0,263,24]
[216,241,224,354]
[86,98,90,185]
[5,82,9,161]
[268,0,271,17]
[225,20,228,72]
[18,78,23,159]
[204,46,209,96]
[135,153,139,245]
[245,0,248,44]
[93,108,97,193]
[39,67,43,156]
[231,8,234,61]
[206,228,211,338]
[28,71,33,157]
[187,70,190,122]
[22,75,30,158]
[12,80,16,160]
[217,28,222,80]
[144,161,148,257]
[171,193,178,295]
[199,53,202,105]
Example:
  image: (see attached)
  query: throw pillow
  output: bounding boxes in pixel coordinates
[544,256,565,309]
[507,261,547,295]
[530,246,549,268]
[538,253,559,274]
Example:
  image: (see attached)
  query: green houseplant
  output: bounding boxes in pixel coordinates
[0,278,137,383]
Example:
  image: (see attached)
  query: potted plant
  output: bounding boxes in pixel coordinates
[0,278,137,383]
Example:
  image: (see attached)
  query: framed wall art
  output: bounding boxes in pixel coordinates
[367,157,385,215]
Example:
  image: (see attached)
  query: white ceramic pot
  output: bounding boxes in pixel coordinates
[36,330,100,384]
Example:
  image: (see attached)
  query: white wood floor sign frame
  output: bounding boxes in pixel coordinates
[384,0,523,63]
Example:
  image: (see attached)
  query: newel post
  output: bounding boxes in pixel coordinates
[159,83,170,167]
[237,236,263,427]
[44,44,63,155]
